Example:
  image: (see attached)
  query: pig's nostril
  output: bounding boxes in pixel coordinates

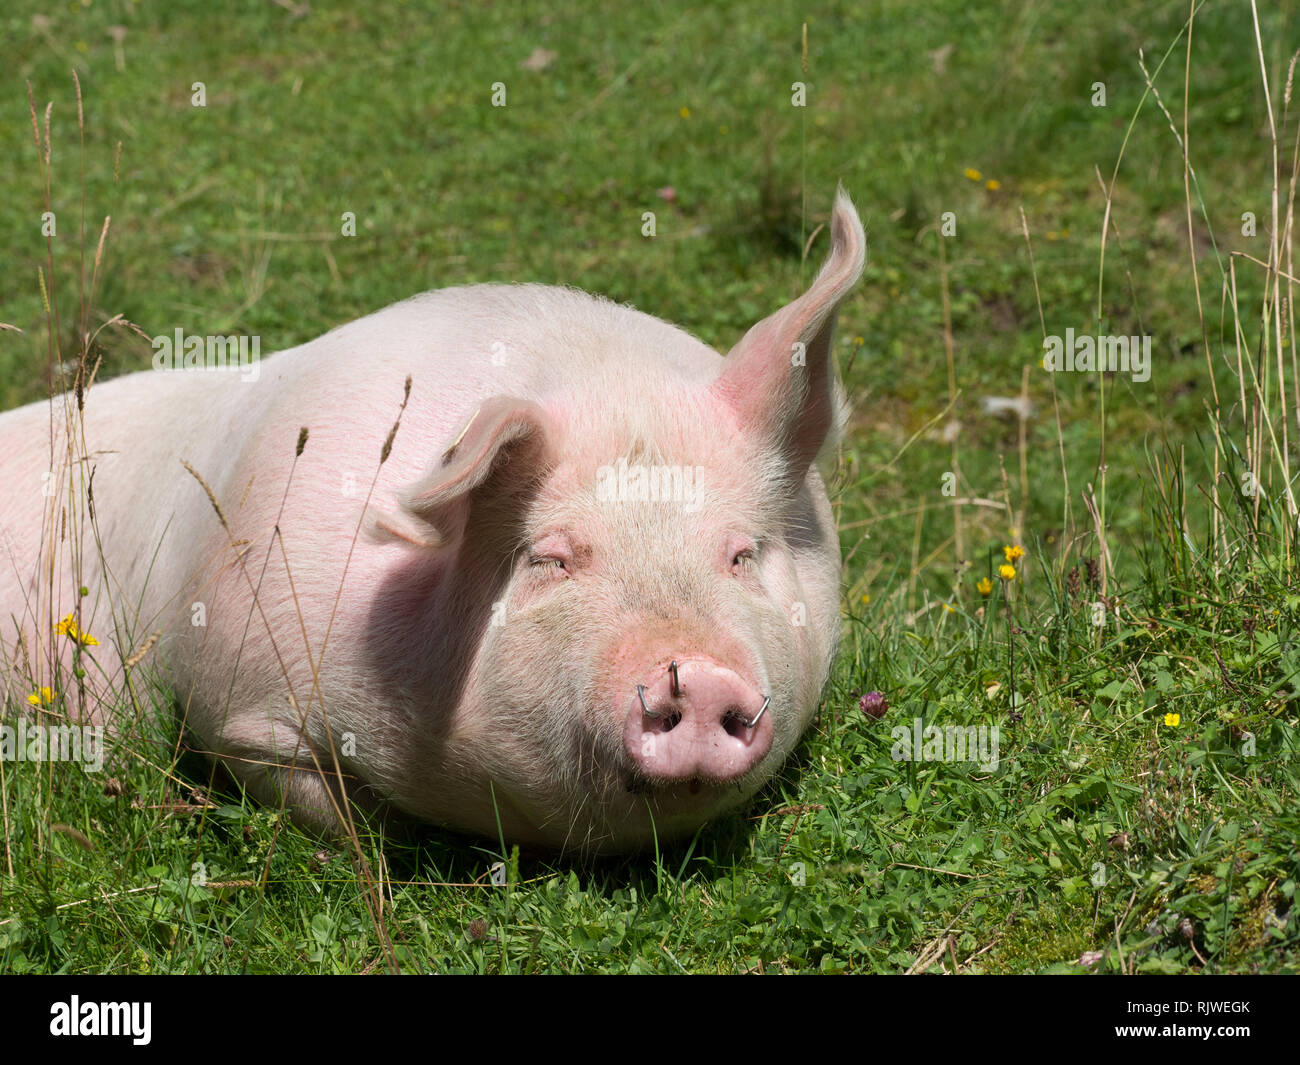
[637,684,681,732]
[722,695,771,737]
[722,710,748,739]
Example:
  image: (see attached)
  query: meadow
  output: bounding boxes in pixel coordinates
[0,0,1296,973]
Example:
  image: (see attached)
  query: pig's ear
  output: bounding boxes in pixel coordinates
[710,187,865,478]
[369,397,550,549]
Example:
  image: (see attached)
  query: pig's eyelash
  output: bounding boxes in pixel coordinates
[529,555,568,571]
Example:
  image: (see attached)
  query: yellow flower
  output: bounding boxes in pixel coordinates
[943,603,955,614]
[27,686,55,706]
[1004,544,1026,563]
[861,593,870,604]
[679,106,691,119]
[1163,712,1180,727]
[964,167,982,181]
[55,613,100,647]
[985,179,1001,191]
[998,564,1017,580]
[976,577,993,596]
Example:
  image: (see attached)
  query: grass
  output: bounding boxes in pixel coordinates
[0,0,1297,973]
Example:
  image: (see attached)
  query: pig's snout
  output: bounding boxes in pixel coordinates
[624,659,773,784]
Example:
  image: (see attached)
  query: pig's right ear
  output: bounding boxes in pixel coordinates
[368,397,551,549]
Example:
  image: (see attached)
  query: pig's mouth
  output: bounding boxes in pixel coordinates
[621,767,757,805]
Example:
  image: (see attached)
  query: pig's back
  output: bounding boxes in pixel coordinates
[264,284,723,422]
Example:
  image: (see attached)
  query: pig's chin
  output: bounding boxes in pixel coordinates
[617,766,762,824]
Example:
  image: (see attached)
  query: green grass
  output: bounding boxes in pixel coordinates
[1,0,1298,973]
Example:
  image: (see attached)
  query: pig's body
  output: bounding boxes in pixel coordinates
[0,193,864,852]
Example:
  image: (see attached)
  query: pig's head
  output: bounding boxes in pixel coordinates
[374,190,865,852]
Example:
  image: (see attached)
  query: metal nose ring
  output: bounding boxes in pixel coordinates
[742,695,771,729]
[637,685,663,719]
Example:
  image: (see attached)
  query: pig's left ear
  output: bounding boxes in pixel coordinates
[369,396,551,549]
[709,186,865,479]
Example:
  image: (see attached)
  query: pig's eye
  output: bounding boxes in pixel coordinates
[527,532,575,579]
[727,536,758,574]
[527,552,571,582]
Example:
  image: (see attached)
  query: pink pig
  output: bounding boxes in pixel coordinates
[0,190,865,852]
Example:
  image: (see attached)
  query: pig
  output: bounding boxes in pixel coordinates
[0,189,865,853]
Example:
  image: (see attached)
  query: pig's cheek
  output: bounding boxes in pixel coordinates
[746,560,814,743]
[489,579,590,689]
[505,567,575,621]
